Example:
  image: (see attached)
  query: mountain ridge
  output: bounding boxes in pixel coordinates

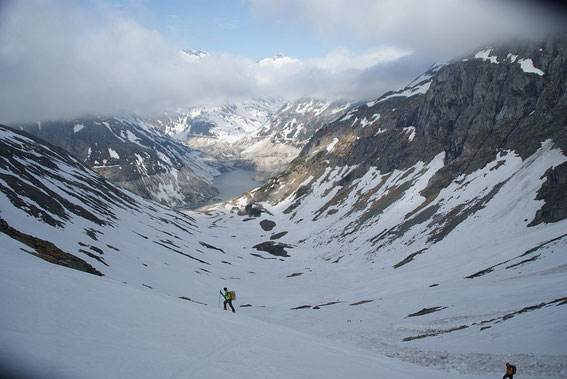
[1,34,567,378]
[10,115,220,207]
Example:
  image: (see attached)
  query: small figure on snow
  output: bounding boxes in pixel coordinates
[221,287,236,313]
[503,362,517,379]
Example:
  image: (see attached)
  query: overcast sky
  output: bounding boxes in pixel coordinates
[0,0,565,123]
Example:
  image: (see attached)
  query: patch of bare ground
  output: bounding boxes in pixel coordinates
[179,296,207,306]
[427,182,505,244]
[199,241,225,253]
[1,218,103,276]
[291,305,312,310]
[153,240,210,265]
[403,325,468,341]
[270,231,288,240]
[253,241,292,257]
[403,297,567,342]
[465,234,567,279]
[250,253,277,260]
[349,300,374,306]
[286,272,303,278]
[393,248,427,268]
[407,306,447,318]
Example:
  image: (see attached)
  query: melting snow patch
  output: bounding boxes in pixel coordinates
[340,107,358,122]
[126,130,141,144]
[157,151,172,165]
[327,138,339,153]
[375,128,387,136]
[518,58,544,76]
[377,82,431,104]
[73,124,85,133]
[361,114,381,128]
[403,127,416,142]
[507,54,519,63]
[474,49,499,64]
[341,112,354,122]
[108,148,120,159]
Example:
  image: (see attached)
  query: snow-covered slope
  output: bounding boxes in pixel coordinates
[11,116,220,207]
[0,125,475,379]
[196,35,567,376]
[2,246,463,379]
[157,97,351,178]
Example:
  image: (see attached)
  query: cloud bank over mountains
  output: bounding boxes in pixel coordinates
[0,0,563,123]
[247,0,567,58]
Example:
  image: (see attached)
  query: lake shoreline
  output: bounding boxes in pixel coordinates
[176,167,265,210]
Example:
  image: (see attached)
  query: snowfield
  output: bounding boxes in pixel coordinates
[1,126,566,378]
[1,244,471,379]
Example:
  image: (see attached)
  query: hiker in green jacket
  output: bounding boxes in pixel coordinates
[221,287,235,313]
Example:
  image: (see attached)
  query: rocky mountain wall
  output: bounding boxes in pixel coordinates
[256,34,567,226]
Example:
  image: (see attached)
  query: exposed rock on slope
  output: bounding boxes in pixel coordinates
[157,98,351,179]
[0,125,228,287]
[10,116,220,206]
[258,97,352,147]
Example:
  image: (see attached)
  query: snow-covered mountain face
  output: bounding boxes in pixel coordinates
[258,97,352,146]
[10,116,220,207]
[2,35,567,379]
[156,98,284,142]
[156,97,351,179]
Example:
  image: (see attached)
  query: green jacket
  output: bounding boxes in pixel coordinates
[223,291,232,300]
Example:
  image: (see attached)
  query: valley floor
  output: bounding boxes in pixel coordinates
[186,207,567,378]
[1,201,566,378]
[0,240,487,379]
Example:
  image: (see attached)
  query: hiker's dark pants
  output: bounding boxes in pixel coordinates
[503,374,513,379]
[224,299,235,312]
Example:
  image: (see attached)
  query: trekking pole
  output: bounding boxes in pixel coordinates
[218,292,221,309]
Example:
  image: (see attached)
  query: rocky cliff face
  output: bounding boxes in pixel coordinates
[11,116,220,207]
[245,34,567,258]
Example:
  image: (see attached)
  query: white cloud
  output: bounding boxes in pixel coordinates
[308,46,412,72]
[0,0,421,123]
[247,0,565,58]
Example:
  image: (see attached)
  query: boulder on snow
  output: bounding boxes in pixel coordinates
[253,241,291,257]
[260,219,276,231]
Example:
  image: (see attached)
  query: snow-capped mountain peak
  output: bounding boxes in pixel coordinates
[181,48,209,62]
[182,48,208,57]
[257,53,300,68]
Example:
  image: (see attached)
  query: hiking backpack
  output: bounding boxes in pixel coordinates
[511,365,516,374]
[229,290,236,301]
